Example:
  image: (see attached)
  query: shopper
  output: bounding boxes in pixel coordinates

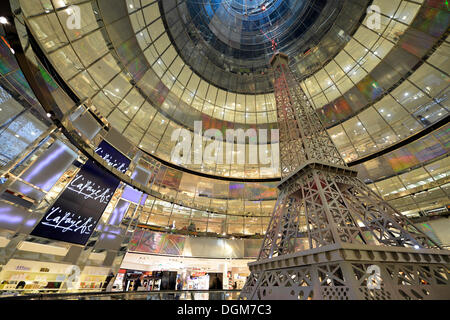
[176,278,183,291]
[134,275,143,291]
[416,114,431,126]
[175,279,183,300]
[103,271,115,291]
[187,222,196,232]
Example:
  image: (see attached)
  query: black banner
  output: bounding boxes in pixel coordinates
[1,299,447,318]
[30,140,131,245]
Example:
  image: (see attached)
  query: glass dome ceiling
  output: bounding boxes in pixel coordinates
[162,0,344,93]
[15,0,449,182]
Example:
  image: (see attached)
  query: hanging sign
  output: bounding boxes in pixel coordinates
[30,140,130,245]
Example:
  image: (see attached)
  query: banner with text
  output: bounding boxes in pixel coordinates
[31,140,131,245]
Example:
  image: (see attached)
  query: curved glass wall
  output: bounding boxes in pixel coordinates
[1,28,447,241]
[303,0,449,162]
[0,32,277,240]
[19,0,448,177]
[20,0,281,179]
[5,0,449,222]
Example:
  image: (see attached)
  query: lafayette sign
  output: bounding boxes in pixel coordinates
[31,140,130,245]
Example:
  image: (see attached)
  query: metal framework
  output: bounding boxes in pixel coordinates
[240,52,450,300]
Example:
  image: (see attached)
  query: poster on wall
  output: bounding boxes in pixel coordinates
[132,230,186,255]
[30,140,131,245]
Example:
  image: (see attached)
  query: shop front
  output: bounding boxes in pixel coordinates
[119,252,252,292]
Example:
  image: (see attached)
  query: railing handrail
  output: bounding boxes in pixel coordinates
[0,289,242,300]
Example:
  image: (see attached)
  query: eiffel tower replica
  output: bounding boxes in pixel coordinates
[240,52,450,300]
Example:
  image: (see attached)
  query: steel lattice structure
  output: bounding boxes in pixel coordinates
[240,53,450,300]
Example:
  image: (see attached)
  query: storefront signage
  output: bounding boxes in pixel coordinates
[30,140,130,245]
[191,272,206,277]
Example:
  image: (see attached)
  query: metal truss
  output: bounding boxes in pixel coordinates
[240,53,450,300]
[242,246,450,300]
[272,52,345,178]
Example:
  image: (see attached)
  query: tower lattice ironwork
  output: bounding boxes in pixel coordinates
[240,52,450,300]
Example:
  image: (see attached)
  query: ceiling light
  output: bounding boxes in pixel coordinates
[0,17,8,25]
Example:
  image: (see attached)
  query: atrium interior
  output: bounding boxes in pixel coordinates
[0,0,448,300]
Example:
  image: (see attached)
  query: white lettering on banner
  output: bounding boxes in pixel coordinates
[178,305,211,318]
[41,207,94,235]
[66,174,113,203]
[94,146,128,173]
[31,140,130,245]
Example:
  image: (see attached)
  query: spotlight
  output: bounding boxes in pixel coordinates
[0,17,8,25]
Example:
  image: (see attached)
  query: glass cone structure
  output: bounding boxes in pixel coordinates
[240,53,450,300]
